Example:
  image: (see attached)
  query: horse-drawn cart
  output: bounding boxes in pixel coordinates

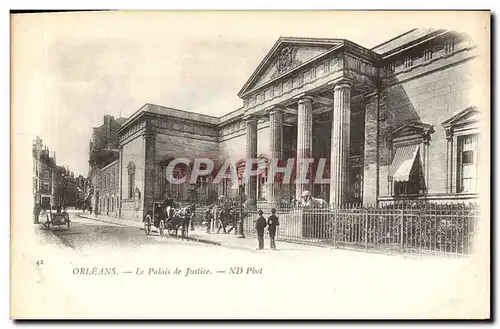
[44,209,70,230]
[143,201,195,239]
[144,202,166,236]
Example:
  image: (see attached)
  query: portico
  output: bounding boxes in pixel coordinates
[238,37,379,208]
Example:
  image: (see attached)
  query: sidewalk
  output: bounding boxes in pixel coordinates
[77,212,326,253]
[187,229,329,252]
[78,212,143,229]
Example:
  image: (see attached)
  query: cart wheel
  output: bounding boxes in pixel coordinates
[159,220,165,237]
[144,215,152,235]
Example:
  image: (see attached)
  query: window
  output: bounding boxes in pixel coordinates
[442,107,480,194]
[458,135,479,193]
[390,144,426,196]
[389,122,434,197]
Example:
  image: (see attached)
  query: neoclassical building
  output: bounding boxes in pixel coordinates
[116,28,481,221]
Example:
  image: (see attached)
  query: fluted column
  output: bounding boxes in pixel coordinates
[245,116,258,207]
[330,83,351,208]
[296,97,314,201]
[268,108,283,208]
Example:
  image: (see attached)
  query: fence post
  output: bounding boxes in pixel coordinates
[364,208,368,250]
[333,208,337,248]
[400,206,405,254]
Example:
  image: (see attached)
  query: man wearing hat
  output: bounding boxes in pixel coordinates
[267,208,280,250]
[255,209,267,250]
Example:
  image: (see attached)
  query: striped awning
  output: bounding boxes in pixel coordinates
[236,160,246,180]
[390,144,420,182]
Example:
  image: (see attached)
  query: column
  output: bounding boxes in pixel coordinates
[362,92,379,205]
[268,108,283,208]
[330,83,351,208]
[245,115,258,207]
[296,97,314,201]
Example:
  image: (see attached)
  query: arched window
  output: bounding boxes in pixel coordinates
[127,162,136,199]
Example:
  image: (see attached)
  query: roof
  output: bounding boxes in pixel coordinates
[371,28,446,56]
[119,103,220,133]
[219,107,246,124]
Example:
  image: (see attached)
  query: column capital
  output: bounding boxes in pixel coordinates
[267,106,284,116]
[243,114,259,123]
[333,82,353,91]
[297,95,314,105]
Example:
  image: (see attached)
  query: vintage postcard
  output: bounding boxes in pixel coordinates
[10,10,490,319]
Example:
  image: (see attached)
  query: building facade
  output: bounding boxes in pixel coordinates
[115,28,481,221]
[98,160,120,218]
[87,114,128,214]
[33,136,84,209]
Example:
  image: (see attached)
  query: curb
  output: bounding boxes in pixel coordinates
[184,236,222,246]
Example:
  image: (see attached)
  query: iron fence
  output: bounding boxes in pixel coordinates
[242,202,480,256]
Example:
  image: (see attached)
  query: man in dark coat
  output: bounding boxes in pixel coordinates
[267,208,280,250]
[190,203,196,231]
[255,209,267,250]
[205,205,213,233]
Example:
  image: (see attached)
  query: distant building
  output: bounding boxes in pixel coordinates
[98,160,120,217]
[32,136,84,209]
[87,114,128,215]
[32,137,60,208]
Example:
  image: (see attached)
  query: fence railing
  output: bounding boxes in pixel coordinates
[242,202,480,256]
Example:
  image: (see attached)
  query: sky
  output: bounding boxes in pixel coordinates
[12,11,484,176]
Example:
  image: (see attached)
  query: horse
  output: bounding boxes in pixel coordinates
[301,191,328,208]
[166,205,195,240]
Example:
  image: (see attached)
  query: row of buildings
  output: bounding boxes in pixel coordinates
[32,137,89,209]
[87,28,482,221]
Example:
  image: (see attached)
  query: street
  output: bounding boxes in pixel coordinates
[14,211,481,319]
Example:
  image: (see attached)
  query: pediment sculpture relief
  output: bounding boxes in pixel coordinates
[272,46,301,77]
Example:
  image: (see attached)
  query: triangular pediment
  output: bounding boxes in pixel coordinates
[238,37,344,97]
[442,106,479,128]
[391,122,435,139]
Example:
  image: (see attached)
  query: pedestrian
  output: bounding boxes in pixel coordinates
[267,208,280,250]
[205,206,213,234]
[190,203,196,231]
[255,209,267,250]
[216,209,227,234]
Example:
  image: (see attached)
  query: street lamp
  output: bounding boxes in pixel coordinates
[237,181,245,238]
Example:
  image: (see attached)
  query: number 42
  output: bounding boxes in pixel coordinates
[36,260,43,267]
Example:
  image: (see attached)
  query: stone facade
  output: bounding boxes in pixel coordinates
[98,160,120,218]
[113,28,481,220]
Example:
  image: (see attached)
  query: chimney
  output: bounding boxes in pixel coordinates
[104,115,114,146]
[51,151,56,164]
